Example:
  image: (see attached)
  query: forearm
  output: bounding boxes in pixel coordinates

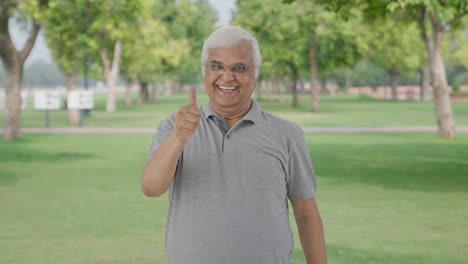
[296,214,327,264]
[141,131,184,197]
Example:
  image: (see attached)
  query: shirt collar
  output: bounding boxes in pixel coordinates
[201,99,262,124]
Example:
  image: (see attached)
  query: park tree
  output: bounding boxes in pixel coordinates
[120,0,190,105]
[0,0,49,140]
[297,2,367,111]
[155,0,217,93]
[367,19,422,100]
[387,0,468,139]
[235,0,308,107]
[306,0,468,138]
[236,0,367,109]
[164,0,216,83]
[44,0,88,125]
[85,0,141,112]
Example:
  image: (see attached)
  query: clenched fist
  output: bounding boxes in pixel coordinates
[174,87,201,144]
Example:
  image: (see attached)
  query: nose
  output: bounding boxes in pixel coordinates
[220,67,236,81]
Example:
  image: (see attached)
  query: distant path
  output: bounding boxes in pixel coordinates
[7,126,468,134]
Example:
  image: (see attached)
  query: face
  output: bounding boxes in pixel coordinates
[203,40,257,116]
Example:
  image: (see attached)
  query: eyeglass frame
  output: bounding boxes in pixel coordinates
[203,61,254,76]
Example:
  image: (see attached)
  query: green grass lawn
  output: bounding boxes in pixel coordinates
[1,133,467,263]
[7,92,468,128]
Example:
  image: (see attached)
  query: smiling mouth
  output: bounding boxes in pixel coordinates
[216,85,239,93]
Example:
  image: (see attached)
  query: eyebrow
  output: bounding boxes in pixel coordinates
[209,60,248,65]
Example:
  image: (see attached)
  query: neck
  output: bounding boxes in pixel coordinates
[212,100,252,128]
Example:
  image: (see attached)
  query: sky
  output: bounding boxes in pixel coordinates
[10,0,235,66]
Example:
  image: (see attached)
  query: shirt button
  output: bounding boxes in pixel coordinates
[226,135,231,139]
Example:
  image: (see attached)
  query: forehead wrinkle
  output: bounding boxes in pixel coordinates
[208,48,254,66]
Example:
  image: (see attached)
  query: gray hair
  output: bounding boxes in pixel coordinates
[201,26,262,78]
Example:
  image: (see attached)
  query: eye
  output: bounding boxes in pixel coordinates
[231,64,249,73]
[210,63,225,71]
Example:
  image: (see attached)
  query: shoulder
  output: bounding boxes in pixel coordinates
[260,110,304,138]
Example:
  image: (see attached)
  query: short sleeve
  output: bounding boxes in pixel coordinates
[146,114,176,161]
[286,127,317,200]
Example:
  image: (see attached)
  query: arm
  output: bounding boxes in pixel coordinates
[141,87,200,197]
[141,131,185,197]
[291,198,327,264]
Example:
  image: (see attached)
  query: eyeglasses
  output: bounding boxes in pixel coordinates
[204,62,252,75]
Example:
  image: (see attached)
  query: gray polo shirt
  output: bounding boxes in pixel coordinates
[147,100,316,264]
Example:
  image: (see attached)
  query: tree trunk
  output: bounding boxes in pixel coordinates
[320,79,327,95]
[152,82,160,102]
[419,64,431,101]
[266,78,273,101]
[344,69,351,91]
[124,81,133,108]
[257,79,265,101]
[139,82,149,104]
[417,8,455,138]
[175,82,182,94]
[124,73,136,108]
[288,62,298,107]
[277,77,286,103]
[3,65,22,139]
[64,72,80,126]
[164,78,174,96]
[0,15,40,140]
[99,39,122,113]
[389,71,400,101]
[309,41,320,112]
[430,26,456,139]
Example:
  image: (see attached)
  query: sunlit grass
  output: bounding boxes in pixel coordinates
[1,133,467,263]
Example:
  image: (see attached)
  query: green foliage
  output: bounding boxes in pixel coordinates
[44,0,87,75]
[43,0,144,81]
[235,0,306,78]
[387,0,468,24]
[235,0,368,80]
[442,25,468,87]
[450,23,468,68]
[120,0,187,83]
[348,59,388,87]
[84,0,142,73]
[118,0,216,84]
[312,8,369,75]
[155,0,217,84]
[366,19,423,77]
[17,0,50,23]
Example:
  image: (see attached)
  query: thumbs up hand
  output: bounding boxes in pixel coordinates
[174,87,201,144]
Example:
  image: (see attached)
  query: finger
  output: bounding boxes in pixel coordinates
[184,115,200,124]
[182,122,197,131]
[189,86,197,106]
[185,107,201,116]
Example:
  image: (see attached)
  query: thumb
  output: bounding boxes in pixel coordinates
[189,86,197,106]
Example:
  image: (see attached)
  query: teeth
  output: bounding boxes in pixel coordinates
[218,85,237,90]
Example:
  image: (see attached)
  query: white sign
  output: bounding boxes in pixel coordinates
[34,90,62,110]
[21,91,28,109]
[67,90,94,110]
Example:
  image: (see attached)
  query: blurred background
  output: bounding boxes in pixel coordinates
[1,0,467,263]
